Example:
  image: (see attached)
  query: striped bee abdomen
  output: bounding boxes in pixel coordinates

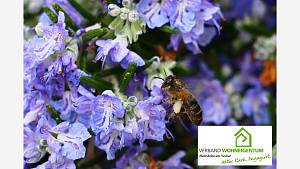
[184,95,203,125]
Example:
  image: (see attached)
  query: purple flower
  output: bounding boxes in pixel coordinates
[24,90,47,125]
[148,78,165,104]
[43,0,83,26]
[115,144,148,169]
[239,52,263,87]
[72,86,96,128]
[50,91,76,122]
[34,152,76,169]
[67,69,91,86]
[120,51,145,69]
[57,122,91,160]
[42,51,76,84]
[95,36,129,70]
[169,0,202,33]
[135,99,166,145]
[24,127,46,164]
[39,12,53,26]
[163,150,192,169]
[25,116,91,167]
[94,118,126,160]
[35,116,69,154]
[90,90,125,139]
[125,72,149,101]
[95,36,145,70]
[185,78,230,125]
[241,87,270,125]
[34,11,68,61]
[169,0,222,53]
[135,0,170,29]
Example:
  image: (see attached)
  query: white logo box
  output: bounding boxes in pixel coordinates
[198,126,272,166]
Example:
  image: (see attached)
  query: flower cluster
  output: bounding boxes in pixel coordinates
[23,0,276,168]
[136,0,223,54]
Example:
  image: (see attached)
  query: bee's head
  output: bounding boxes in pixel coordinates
[161,75,176,91]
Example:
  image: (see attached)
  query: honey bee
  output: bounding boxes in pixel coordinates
[159,75,203,125]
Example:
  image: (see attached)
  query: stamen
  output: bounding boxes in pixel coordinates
[57,71,65,76]
[44,124,48,131]
[40,76,45,82]
[96,102,104,106]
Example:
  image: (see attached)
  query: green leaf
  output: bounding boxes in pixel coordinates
[242,24,274,37]
[92,66,123,78]
[158,25,178,34]
[49,131,58,139]
[42,6,58,23]
[67,0,98,24]
[79,76,113,91]
[136,59,153,73]
[52,3,79,31]
[82,27,109,44]
[51,95,62,101]
[46,104,63,124]
[78,50,88,71]
[119,62,137,93]
[87,128,94,136]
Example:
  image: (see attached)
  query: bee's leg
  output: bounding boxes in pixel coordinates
[166,102,174,111]
[154,97,172,105]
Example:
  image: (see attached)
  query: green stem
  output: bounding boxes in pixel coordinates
[79,76,113,91]
[82,27,109,44]
[67,0,98,24]
[46,104,63,124]
[52,3,79,31]
[158,25,178,34]
[42,6,58,23]
[119,62,137,93]
[136,59,153,73]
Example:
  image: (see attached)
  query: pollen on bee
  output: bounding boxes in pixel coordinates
[160,110,164,113]
[219,26,223,30]
[221,17,226,21]
[135,152,138,156]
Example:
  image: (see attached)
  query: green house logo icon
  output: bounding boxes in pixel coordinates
[234,127,252,147]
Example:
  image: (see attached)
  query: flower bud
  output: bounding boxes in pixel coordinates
[108,4,121,17]
[127,96,138,106]
[122,0,132,8]
[120,8,130,20]
[128,10,139,22]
